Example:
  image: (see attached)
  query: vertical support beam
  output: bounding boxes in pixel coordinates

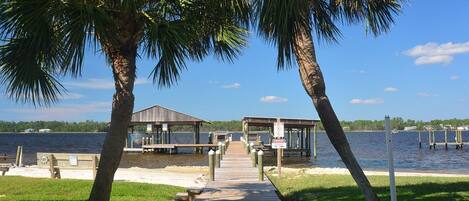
[432,131,436,148]
[168,125,171,144]
[15,146,21,167]
[418,131,422,149]
[313,126,317,159]
[300,128,304,156]
[444,129,448,150]
[428,130,432,149]
[385,116,397,201]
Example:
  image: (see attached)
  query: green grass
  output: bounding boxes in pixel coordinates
[268,173,469,201]
[0,176,184,201]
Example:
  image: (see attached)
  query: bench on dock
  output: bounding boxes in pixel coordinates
[36,153,100,179]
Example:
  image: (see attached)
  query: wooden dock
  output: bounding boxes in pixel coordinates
[195,141,280,201]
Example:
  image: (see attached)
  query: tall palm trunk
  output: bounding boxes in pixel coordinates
[293,28,379,201]
[89,44,137,201]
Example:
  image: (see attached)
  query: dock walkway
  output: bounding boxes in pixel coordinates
[195,141,280,201]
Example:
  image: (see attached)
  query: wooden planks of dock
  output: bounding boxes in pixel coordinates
[195,141,280,201]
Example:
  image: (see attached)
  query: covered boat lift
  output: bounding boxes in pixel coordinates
[242,116,319,157]
[126,105,210,153]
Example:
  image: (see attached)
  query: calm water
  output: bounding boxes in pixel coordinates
[0,131,468,173]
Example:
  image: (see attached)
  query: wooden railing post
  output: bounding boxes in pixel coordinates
[258,150,264,181]
[208,150,215,181]
[251,149,256,167]
[215,150,221,168]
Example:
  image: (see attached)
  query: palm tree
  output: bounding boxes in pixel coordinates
[0,0,249,200]
[254,0,402,200]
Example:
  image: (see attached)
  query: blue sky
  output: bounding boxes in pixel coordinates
[1,0,468,122]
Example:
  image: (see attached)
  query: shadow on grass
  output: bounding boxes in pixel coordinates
[283,182,469,201]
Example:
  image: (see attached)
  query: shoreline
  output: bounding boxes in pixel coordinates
[266,166,469,177]
[4,165,208,188]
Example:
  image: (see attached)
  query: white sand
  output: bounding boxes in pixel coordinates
[5,165,208,188]
[265,166,469,177]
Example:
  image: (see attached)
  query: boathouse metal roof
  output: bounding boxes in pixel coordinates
[131,105,207,125]
[242,116,319,128]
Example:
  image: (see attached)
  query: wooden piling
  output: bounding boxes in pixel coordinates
[313,126,317,159]
[418,131,422,149]
[215,150,221,168]
[208,150,214,181]
[251,149,256,167]
[258,150,264,181]
[444,129,448,150]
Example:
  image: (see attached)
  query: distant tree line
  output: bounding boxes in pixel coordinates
[0,121,108,132]
[1,118,468,133]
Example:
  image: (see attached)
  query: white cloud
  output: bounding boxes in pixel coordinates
[7,102,110,121]
[450,75,460,80]
[64,78,150,89]
[414,55,453,65]
[404,42,469,65]
[417,92,438,97]
[384,87,399,92]
[260,96,288,103]
[350,98,384,105]
[221,83,241,89]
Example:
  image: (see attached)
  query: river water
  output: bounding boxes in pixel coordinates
[0,131,468,173]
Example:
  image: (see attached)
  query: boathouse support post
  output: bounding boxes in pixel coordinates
[313,126,317,159]
[428,130,432,149]
[258,150,264,181]
[208,150,215,181]
[432,131,436,148]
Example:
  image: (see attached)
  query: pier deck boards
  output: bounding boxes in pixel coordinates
[195,141,280,201]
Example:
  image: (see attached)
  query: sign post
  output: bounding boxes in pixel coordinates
[385,116,397,201]
[273,118,286,176]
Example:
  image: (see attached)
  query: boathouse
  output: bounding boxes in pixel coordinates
[126,105,211,153]
[242,116,319,157]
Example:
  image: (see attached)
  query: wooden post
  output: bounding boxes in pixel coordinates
[432,131,436,148]
[428,130,432,149]
[15,146,21,167]
[19,146,23,167]
[49,154,55,178]
[251,149,256,167]
[444,129,448,150]
[277,148,281,177]
[208,150,214,181]
[418,131,422,149]
[313,126,317,159]
[92,155,97,179]
[222,143,226,155]
[258,150,264,181]
[215,150,221,168]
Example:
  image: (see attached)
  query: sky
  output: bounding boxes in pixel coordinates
[1,0,469,122]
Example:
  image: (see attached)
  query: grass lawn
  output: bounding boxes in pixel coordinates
[0,176,184,201]
[268,173,469,201]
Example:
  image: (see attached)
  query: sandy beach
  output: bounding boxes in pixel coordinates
[4,166,208,188]
[5,165,468,189]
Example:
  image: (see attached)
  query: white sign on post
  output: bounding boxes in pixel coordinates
[271,138,287,149]
[274,122,284,138]
[162,123,168,132]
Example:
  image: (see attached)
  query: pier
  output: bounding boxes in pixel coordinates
[195,141,280,201]
[418,129,467,150]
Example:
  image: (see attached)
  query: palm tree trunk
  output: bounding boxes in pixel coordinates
[293,28,379,201]
[89,46,137,201]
